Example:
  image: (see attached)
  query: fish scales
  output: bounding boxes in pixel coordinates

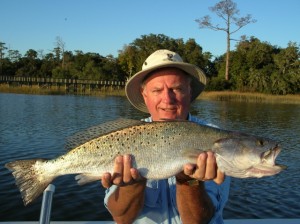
[5,119,285,206]
[51,122,223,178]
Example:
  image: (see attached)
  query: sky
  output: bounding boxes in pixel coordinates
[1,0,299,58]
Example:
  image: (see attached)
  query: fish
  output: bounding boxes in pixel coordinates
[5,118,285,206]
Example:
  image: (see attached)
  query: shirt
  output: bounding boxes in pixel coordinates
[104,114,231,224]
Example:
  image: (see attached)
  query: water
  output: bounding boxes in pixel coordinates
[0,93,299,221]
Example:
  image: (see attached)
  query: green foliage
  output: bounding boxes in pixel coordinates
[118,34,211,79]
[216,37,300,94]
[0,34,299,95]
[205,76,231,91]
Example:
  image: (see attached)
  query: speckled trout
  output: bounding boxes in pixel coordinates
[5,119,285,206]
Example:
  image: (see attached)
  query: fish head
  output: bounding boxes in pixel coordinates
[212,135,286,178]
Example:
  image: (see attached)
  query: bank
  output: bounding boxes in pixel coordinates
[0,83,299,105]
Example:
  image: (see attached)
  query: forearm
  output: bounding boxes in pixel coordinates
[176,181,214,224]
[107,181,146,224]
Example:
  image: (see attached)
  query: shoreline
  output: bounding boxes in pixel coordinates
[198,91,300,104]
[0,84,299,104]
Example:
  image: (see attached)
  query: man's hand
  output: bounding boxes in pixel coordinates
[101,154,146,188]
[102,154,146,223]
[177,151,225,185]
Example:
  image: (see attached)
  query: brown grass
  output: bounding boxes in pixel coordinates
[0,84,126,96]
[198,91,300,104]
[1,84,299,104]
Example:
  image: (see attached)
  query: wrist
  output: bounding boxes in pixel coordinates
[176,171,194,183]
[176,178,201,186]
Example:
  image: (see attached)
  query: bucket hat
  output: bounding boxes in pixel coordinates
[125,49,207,113]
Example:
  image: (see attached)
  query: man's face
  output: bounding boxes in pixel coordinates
[141,68,192,121]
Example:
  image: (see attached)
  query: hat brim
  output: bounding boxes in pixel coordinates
[125,61,206,113]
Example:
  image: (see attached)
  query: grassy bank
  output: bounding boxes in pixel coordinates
[1,84,299,104]
[198,91,300,104]
[0,84,126,96]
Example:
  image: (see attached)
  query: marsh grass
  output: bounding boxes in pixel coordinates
[0,84,126,96]
[0,84,299,104]
[199,91,300,104]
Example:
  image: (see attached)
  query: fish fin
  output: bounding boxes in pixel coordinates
[182,148,203,160]
[75,173,102,185]
[65,118,145,150]
[5,159,54,206]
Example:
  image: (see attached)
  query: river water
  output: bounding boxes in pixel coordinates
[0,93,299,221]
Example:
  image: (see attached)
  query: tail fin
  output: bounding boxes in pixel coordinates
[5,159,54,206]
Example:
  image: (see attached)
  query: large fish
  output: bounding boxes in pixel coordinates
[5,119,285,206]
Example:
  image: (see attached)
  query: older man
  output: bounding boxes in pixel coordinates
[102,49,230,224]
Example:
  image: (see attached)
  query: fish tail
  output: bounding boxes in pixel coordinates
[5,159,54,206]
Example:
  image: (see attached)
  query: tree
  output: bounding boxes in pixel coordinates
[8,49,21,62]
[118,45,138,79]
[227,37,275,92]
[195,0,256,81]
[54,36,66,68]
[118,34,210,81]
[272,42,300,94]
[16,49,41,77]
[0,42,8,75]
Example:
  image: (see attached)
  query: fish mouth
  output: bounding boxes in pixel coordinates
[261,145,281,166]
[251,145,287,177]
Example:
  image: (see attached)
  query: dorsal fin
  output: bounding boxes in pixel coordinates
[65,118,144,150]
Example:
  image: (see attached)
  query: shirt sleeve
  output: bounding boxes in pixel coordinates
[103,184,117,213]
[206,176,231,224]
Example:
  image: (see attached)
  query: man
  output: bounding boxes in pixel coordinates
[102,49,230,224]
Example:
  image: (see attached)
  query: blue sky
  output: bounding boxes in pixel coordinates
[1,0,299,58]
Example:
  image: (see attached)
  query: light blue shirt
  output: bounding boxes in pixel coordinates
[104,115,231,224]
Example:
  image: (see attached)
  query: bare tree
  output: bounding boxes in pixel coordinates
[0,42,7,75]
[195,0,256,81]
[55,36,66,68]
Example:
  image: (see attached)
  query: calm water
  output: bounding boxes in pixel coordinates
[0,93,299,221]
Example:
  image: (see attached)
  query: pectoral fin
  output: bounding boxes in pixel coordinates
[181,148,204,160]
[75,173,102,185]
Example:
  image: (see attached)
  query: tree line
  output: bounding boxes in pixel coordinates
[0,33,299,95]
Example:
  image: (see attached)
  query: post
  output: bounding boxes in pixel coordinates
[39,184,55,224]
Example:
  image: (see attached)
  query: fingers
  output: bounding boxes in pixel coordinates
[183,151,225,184]
[101,172,112,188]
[123,155,133,184]
[214,169,225,185]
[194,153,208,179]
[203,151,217,180]
[112,155,124,185]
[101,154,145,188]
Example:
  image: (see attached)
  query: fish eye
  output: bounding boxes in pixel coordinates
[256,139,265,146]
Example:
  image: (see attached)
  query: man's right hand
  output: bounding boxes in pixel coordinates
[101,154,146,188]
[102,154,147,223]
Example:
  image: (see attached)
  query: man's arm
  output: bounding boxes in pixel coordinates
[105,181,146,223]
[102,155,146,224]
[176,181,214,224]
[176,152,225,224]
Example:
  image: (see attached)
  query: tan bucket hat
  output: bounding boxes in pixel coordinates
[125,49,207,113]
